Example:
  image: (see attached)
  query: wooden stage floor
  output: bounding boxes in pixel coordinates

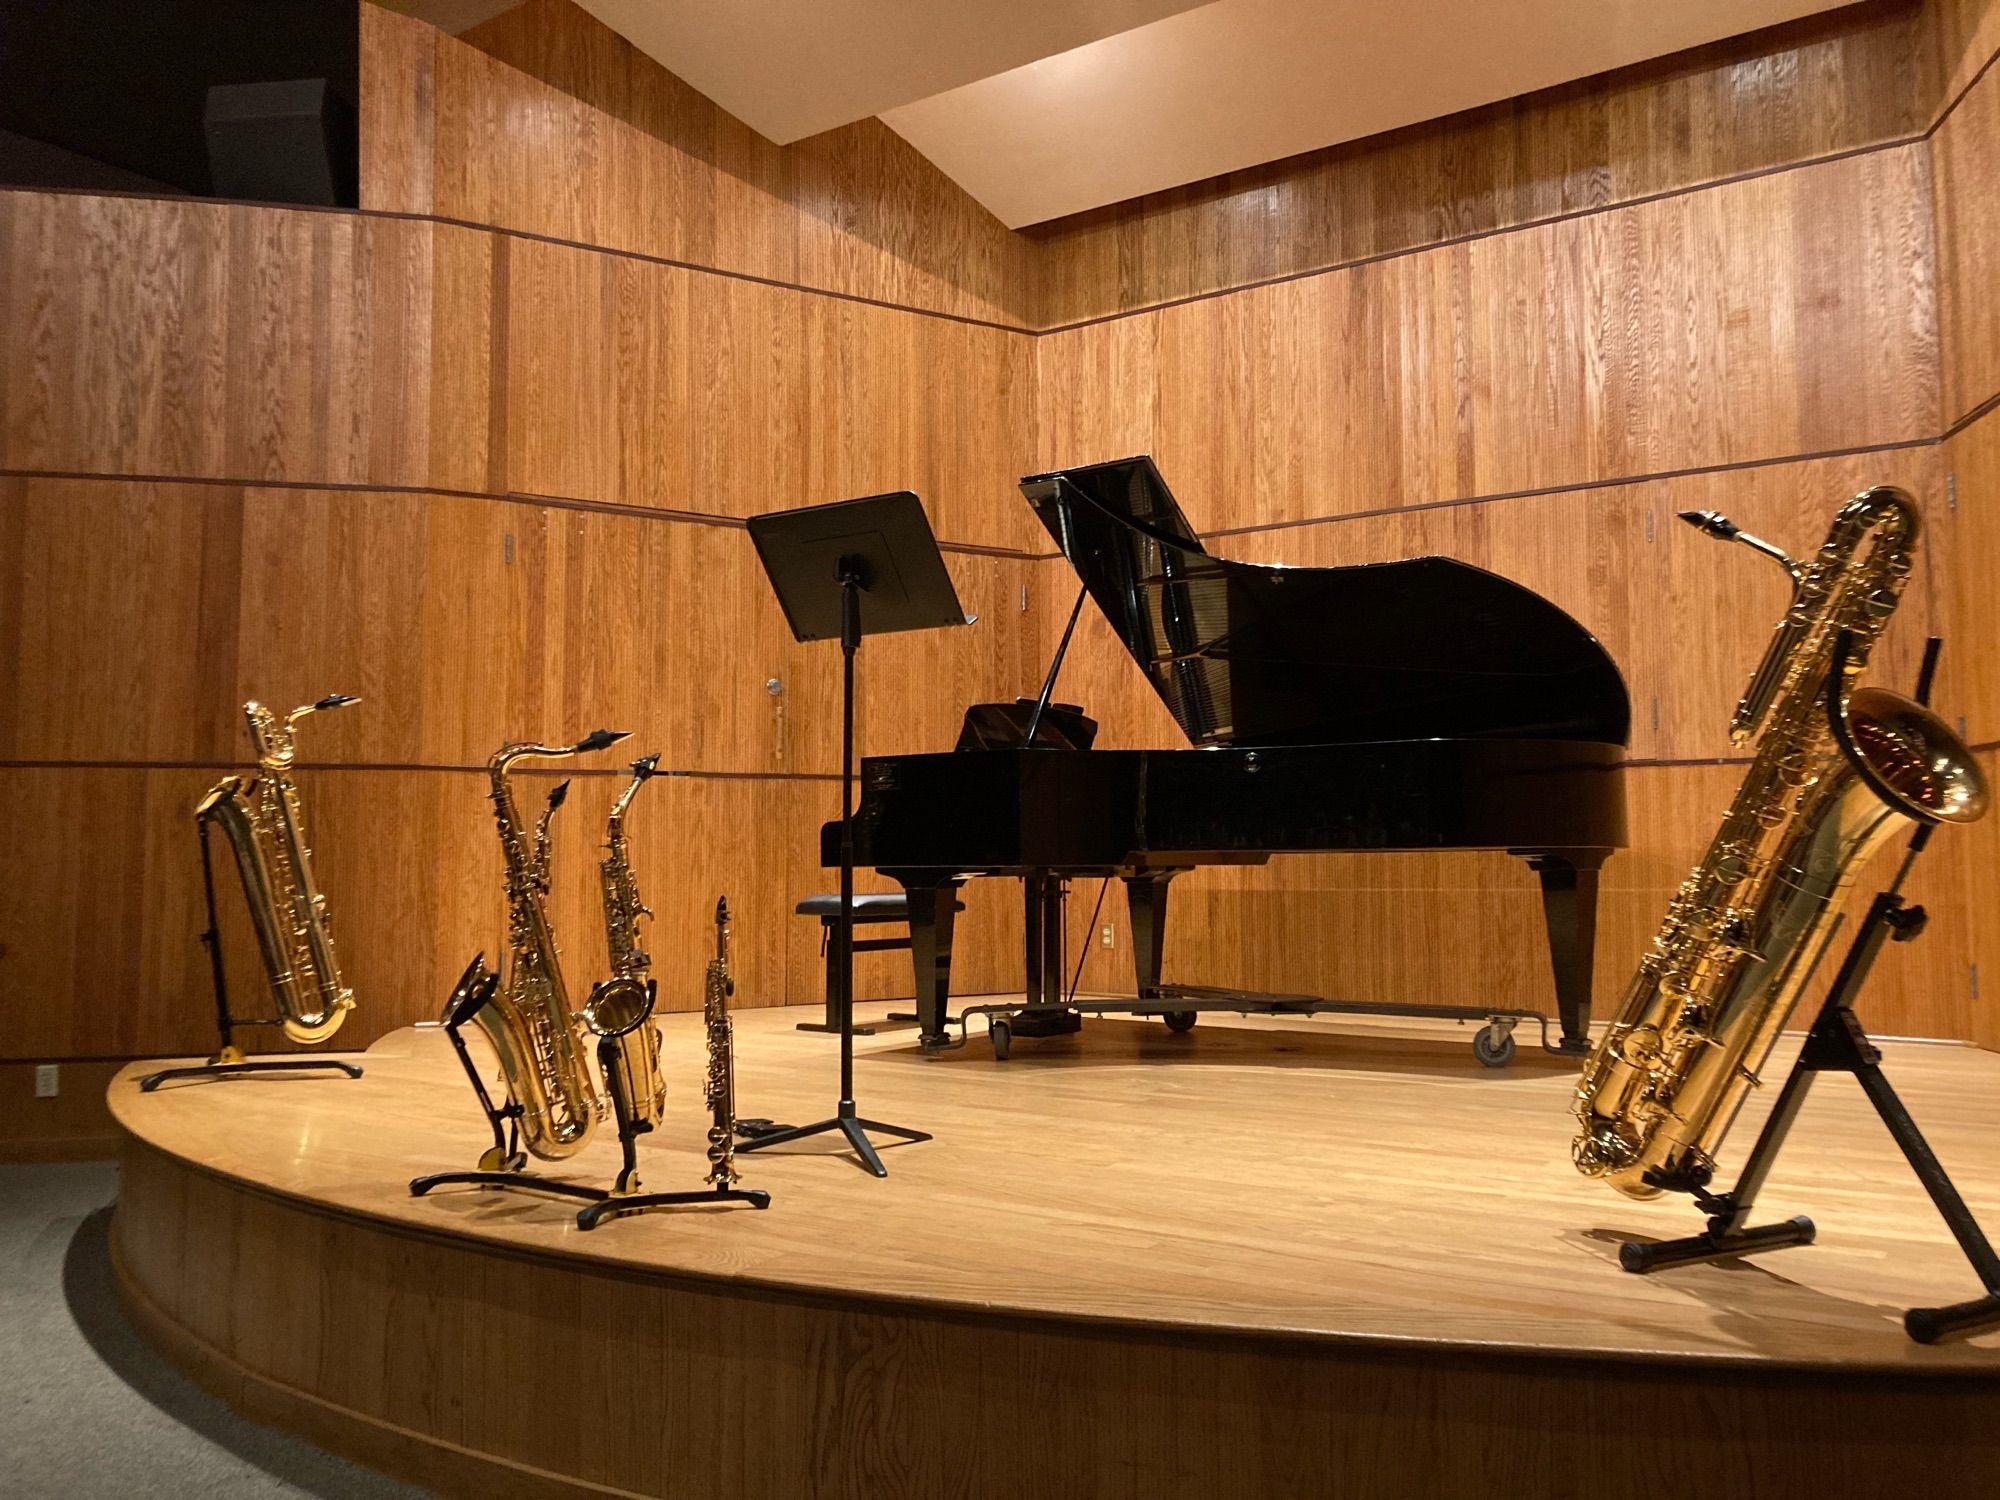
[113,1003,2000,1370]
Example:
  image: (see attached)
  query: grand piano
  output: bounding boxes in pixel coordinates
[826,457,1629,1059]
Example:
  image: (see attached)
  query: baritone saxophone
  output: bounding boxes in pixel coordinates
[1573,490,1986,1199]
[197,694,360,1044]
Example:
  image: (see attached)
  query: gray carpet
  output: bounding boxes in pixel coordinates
[0,1161,431,1499]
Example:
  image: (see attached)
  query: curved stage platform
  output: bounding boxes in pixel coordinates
[112,1007,2000,1498]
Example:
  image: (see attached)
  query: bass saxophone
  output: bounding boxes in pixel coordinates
[456,730,628,1161]
[703,896,744,1190]
[1574,490,1987,1198]
[582,755,669,1142]
[196,694,360,1044]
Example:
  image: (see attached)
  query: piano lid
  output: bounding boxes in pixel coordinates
[1020,456,1630,749]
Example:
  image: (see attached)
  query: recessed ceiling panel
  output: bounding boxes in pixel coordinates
[571,0,1210,145]
[881,0,1854,227]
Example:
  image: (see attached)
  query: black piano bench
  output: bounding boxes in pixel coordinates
[794,893,930,1035]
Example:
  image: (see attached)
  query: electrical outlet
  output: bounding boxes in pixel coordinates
[1101,924,1116,948]
[34,1064,59,1098]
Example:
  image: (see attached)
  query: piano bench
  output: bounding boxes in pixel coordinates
[793,893,957,1035]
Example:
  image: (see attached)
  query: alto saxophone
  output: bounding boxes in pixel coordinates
[582,756,669,1145]
[456,730,629,1162]
[1574,490,1987,1198]
[197,694,360,1044]
[703,896,743,1190]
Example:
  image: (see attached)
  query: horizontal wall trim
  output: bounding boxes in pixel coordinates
[1945,388,2000,442]
[0,759,839,782]
[17,12,2000,345]
[0,469,1045,562]
[1197,435,1942,546]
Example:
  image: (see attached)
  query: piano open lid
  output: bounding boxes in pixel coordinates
[1019,456,1631,749]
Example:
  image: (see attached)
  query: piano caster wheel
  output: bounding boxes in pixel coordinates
[1472,1024,1517,1069]
[988,1019,1013,1061]
[1163,1010,1197,1034]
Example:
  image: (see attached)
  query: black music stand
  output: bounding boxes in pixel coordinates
[741,491,967,1175]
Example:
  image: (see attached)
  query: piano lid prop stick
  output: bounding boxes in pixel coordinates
[1025,585,1089,748]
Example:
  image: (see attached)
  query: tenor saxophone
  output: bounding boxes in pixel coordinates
[196,694,360,1044]
[1574,491,1987,1198]
[456,730,628,1161]
[703,895,743,1190]
[582,755,669,1134]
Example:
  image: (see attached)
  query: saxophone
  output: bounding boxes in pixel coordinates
[457,730,628,1161]
[582,755,668,1135]
[1574,490,1987,1198]
[703,895,743,1190]
[196,694,360,1044]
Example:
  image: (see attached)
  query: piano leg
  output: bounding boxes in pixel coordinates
[1013,874,1082,1037]
[1123,870,1182,997]
[1526,853,1605,1054]
[897,878,962,1046]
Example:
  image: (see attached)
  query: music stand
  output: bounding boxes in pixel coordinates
[742,491,967,1175]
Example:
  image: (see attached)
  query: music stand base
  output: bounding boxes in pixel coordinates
[1907,1292,2000,1345]
[140,1058,362,1092]
[1619,1215,1816,1274]
[409,1170,770,1230]
[735,1099,931,1178]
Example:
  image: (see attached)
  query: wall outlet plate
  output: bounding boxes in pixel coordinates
[1101,925,1115,948]
[34,1063,59,1098]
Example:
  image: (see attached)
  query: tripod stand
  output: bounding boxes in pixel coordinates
[140,809,362,1092]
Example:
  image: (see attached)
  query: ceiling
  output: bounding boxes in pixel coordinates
[416,0,1856,228]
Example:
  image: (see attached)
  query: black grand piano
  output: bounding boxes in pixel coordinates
[825,457,1629,1061]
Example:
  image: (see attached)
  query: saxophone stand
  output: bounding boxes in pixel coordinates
[140,809,363,1092]
[411,970,770,1226]
[1621,831,2000,1341]
[743,493,967,1176]
[573,1035,771,1231]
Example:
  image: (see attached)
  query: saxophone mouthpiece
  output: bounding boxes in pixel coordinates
[631,753,661,779]
[1678,509,1740,541]
[547,779,571,811]
[314,693,361,712]
[575,728,630,754]
[715,895,730,925]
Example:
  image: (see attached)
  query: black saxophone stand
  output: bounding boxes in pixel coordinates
[140,807,363,1092]
[411,965,769,1229]
[1621,640,2000,1344]
[740,491,968,1175]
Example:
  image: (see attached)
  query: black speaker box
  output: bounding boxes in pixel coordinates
[203,78,354,207]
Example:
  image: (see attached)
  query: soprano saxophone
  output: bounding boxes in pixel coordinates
[457,730,629,1162]
[196,694,360,1044]
[582,755,669,1144]
[1574,491,1986,1198]
[703,896,744,1190]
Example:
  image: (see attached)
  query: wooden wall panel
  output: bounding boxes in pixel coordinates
[1933,34,2000,426]
[502,236,1041,553]
[1036,146,1938,530]
[1031,2,1930,326]
[1938,408,2000,741]
[0,191,489,493]
[1057,761,1982,1044]
[385,0,1038,328]
[1925,0,2000,117]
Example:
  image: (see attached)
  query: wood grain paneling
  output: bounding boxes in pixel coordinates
[502,235,1041,553]
[382,0,1038,328]
[1036,146,1938,530]
[0,1059,123,1160]
[0,190,484,491]
[1938,407,2000,740]
[1031,1,1930,326]
[1925,0,2000,118]
[1934,38,2000,425]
